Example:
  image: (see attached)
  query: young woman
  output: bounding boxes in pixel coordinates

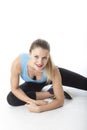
[7,39,87,112]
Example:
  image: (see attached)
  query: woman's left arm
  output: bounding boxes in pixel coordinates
[39,67,64,112]
[26,67,64,112]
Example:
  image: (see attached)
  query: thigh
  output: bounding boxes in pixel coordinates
[6,81,47,106]
[20,81,47,93]
[58,67,87,90]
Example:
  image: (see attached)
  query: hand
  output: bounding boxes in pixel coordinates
[25,100,48,112]
[25,102,41,113]
[26,99,48,106]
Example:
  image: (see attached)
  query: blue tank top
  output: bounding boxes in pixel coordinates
[20,53,47,83]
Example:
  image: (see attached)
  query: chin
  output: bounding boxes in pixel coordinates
[36,68,43,72]
[35,66,43,72]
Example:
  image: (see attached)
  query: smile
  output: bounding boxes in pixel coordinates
[35,64,43,68]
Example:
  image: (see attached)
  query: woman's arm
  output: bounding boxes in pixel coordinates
[26,67,64,112]
[10,56,48,105]
[10,56,34,103]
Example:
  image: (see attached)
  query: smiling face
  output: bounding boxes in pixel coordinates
[29,47,50,72]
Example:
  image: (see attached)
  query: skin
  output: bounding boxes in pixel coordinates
[11,47,64,112]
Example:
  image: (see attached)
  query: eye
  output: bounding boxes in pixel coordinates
[43,57,47,60]
[34,55,39,59]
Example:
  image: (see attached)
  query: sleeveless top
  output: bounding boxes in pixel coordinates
[20,53,47,83]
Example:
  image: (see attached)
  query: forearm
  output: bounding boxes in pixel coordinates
[11,88,34,103]
[39,99,64,112]
[36,91,53,100]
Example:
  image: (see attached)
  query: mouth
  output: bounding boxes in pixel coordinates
[35,64,43,68]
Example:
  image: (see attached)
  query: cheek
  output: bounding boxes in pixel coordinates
[44,60,48,65]
[30,58,36,64]
[31,56,36,61]
[33,59,37,63]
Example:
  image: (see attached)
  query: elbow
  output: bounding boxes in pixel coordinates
[11,89,16,96]
[59,99,64,107]
[61,95,64,106]
[60,99,64,107]
[56,98,64,107]
[11,87,15,93]
[11,87,18,95]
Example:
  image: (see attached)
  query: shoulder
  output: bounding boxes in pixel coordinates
[11,55,21,75]
[20,53,29,58]
[20,53,29,63]
[52,66,62,82]
[11,53,29,76]
[54,66,60,75]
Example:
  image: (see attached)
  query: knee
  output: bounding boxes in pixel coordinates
[7,92,16,106]
[7,92,25,106]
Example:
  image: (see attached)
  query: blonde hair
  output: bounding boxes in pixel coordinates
[29,39,55,81]
[45,55,55,82]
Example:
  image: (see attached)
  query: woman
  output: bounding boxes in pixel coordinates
[7,39,87,112]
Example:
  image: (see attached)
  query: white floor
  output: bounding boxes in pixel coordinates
[0,85,87,130]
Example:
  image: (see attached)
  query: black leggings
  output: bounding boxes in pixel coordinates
[7,67,87,106]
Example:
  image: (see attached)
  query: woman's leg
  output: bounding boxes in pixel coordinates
[7,82,47,106]
[58,67,87,90]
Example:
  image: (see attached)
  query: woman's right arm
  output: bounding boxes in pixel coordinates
[10,56,48,106]
[10,56,34,104]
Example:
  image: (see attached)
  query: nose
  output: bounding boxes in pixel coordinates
[38,58,43,65]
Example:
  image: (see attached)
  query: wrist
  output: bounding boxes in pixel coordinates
[26,99,35,104]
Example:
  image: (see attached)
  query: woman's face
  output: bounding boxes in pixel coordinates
[29,47,50,72]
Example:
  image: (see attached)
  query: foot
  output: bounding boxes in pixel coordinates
[64,91,72,99]
[47,86,72,100]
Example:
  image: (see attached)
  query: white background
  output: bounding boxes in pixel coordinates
[0,0,87,130]
[0,0,87,79]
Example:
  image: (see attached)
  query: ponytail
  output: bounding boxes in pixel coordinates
[45,55,55,82]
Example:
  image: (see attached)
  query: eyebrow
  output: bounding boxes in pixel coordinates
[34,55,48,58]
